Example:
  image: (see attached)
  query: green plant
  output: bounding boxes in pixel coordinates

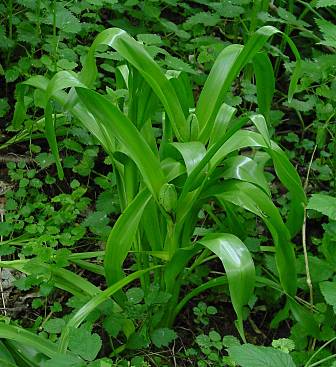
[1,23,311,364]
[193,301,218,326]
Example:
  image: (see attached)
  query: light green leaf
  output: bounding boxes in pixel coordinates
[44,4,81,33]
[253,52,275,122]
[44,318,65,334]
[75,88,166,198]
[222,156,270,195]
[228,344,296,367]
[184,12,220,28]
[320,281,336,313]
[42,354,85,367]
[307,194,336,220]
[165,55,197,74]
[209,180,297,296]
[81,28,188,141]
[316,0,336,7]
[137,33,162,45]
[68,327,102,361]
[151,328,177,347]
[316,19,336,48]
[198,233,255,340]
[171,142,207,175]
[0,323,59,358]
[104,189,152,286]
[45,101,64,179]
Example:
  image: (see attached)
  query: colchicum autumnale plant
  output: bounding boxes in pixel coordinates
[1,25,317,363]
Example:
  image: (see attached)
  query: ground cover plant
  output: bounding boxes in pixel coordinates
[0,1,336,366]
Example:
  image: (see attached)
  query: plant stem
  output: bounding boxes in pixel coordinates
[6,0,13,65]
[308,353,336,367]
[302,144,317,309]
[52,0,58,72]
[305,336,336,367]
[0,209,7,316]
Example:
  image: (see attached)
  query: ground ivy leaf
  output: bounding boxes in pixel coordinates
[68,327,102,361]
[320,281,336,313]
[151,327,177,348]
[228,344,296,367]
[307,194,336,220]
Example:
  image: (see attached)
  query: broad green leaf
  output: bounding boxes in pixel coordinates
[4,340,48,367]
[161,158,186,182]
[45,70,85,102]
[288,299,320,338]
[167,71,194,118]
[197,26,279,142]
[150,328,177,348]
[0,341,16,366]
[164,244,202,295]
[320,281,336,313]
[307,194,336,220]
[141,199,164,252]
[316,0,336,7]
[196,43,242,142]
[209,103,236,147]
[52,266,100,297]
[198,233,255,340]
[208,180,297,296]
[41,353,85,367]
[44,319,65,334]
[209,130,306,235]
[81,28,188,141]
[184,11,220,28]
[253,52,275,122]
[228,344,296,367]
[45,102,64,179]
[222,156,270,195]
[68,327,102,361]
[75,88,166,198]
[0,258,100,299]
[249,114,271,147]
[22,76,114,153]
[0,323,59,359]
[171,142,207,175]
[104,189,152,286]
[196,26,301,142]
[316,19,336,48]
